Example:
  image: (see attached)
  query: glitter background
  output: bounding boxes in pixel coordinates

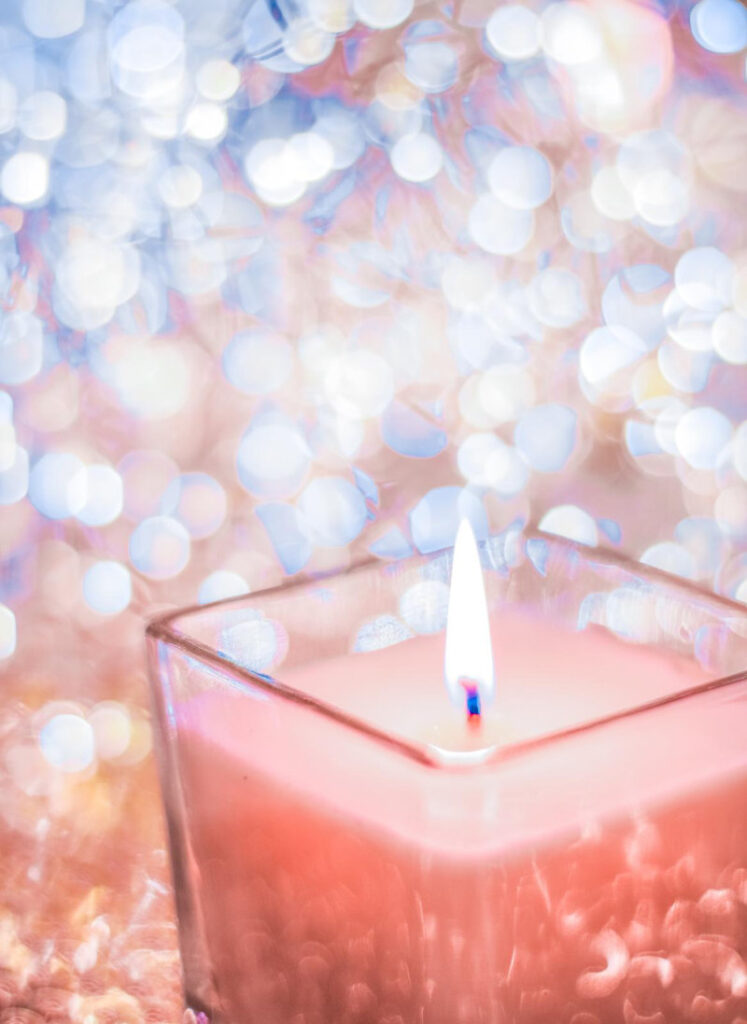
[0,0,746,1019]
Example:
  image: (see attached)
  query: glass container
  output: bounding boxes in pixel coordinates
[147,530,747,1024]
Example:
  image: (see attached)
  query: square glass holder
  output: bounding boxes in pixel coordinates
[146,530,747,1024]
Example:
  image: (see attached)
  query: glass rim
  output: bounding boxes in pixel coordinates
[146,528,747,772]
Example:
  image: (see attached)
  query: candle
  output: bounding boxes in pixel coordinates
[148,530,747,1024]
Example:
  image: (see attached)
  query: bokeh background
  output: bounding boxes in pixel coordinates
[0,0,746,1020]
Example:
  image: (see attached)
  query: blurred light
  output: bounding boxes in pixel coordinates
[309,0,355,33]
[528,268,587,328]
[712,310,747,364]
[488,146,553,211]
[640,541,696,579]
[390,133,443,182]
[325,349,394,419]
[354,0,413,29]
[108,0,185,100]
[541,4,603,65]
[381,401,447,458]
[238,421,311,499]
[602,264,670,348]
[56,237,140,330]
[665,299,713,353]
[72,464,124,526]
[675,406,732,470]
[580,325,647,385]
[734,422,747,482]
[89,702,132,761]
[244,137,307,206]
[106,338,189,419]
[469,193,534,255]
[539,504,598,546]
[257,502,312,574]
[0,392,13,470]
[159,165,203,208]
[39,713,95,773]
[354,614,413,652]
[617,132,689,217]
[409,486,487,554]
[297,476,367,546]
[222,612,288,673]
[287,131,334,182]
[0,445,29,504]
[441,257,495,312]
[83,561,132,615]
[457,433,528,497]
[184,102,227,142]
[485,5,541,61]
[0,604,16,659]
[478,365,535,425]
[314,108,365,169]
[654,398,688,455]
[561,190,613,253]
[0,79,17,134]
[66,30,115,104]
[19,90,67,140]
[23,0,85,38]
[605,585,657,642]
[196,59,240,100]
[675,516,724,578]
[129,515,190,579]
[284,19,335,66]
[626,419,662,458]
[515,404,577,472]
[717,552,747,601]
[404,42,458,93]
[691,0,747,54]
[399,580,449,634]
[658,341,712,394]
[0,312,43,385]
[29,452,85,519]
[198,570,250,605]
[161,472,226,539]
[714,484,747,539]
[369,525,412,560]
[591,167,635,222]
[675,246,734,313]
[1,151,49,206]
[633,169,689,227]
[598,518,622,544]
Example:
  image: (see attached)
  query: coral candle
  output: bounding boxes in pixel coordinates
[149,529,747,1024]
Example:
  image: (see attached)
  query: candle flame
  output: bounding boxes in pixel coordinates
[444,518,495,710]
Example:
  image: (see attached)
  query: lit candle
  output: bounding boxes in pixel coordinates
[425,517,512,762]
[149,529,747,1024]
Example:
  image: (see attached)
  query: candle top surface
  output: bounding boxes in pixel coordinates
[278,609,710,762]
[158,531,747,773]
[162,535,747,854]
[175,607,747,857]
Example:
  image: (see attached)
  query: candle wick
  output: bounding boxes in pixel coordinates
[460,679,482,725]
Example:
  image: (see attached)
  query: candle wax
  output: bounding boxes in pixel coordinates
[281,610,707,756]
[170,610,747,1024]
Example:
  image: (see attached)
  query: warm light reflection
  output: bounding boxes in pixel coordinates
[443,518,495,710]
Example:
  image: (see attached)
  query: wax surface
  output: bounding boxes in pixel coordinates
[282,612,709,753]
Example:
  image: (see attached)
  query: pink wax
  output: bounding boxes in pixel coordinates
[171,612,747,1024]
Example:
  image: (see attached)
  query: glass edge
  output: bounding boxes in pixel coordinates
[145,529,747,774]
[147,528,747,632]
